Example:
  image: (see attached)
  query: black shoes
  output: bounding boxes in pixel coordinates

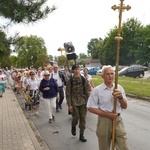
[71,126,87,142]
[59,105,62,109]
[52,115,55,121]
[49,115,55,123]
[79,134,87,142]
[49,119,52,123]
[71,126,76,136]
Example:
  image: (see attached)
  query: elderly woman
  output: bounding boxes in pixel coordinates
[39,70,59,123]
[0,69,7,97]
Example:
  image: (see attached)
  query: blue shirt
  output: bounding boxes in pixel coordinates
[39,78,59,99]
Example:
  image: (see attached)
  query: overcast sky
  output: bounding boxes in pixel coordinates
[8,0,150,57]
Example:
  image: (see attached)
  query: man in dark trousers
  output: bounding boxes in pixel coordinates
[52,64,66,111]
[66,64,90,142]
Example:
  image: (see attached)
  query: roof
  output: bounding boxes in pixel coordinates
[81,59,100,63]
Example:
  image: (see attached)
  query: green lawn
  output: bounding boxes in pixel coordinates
[92,75,150,99]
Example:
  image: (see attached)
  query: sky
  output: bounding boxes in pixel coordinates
[7,0,150,57]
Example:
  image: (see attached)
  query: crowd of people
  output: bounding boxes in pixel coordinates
[0,64,129,149]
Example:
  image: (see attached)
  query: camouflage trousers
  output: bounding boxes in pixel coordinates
[71,104,87,134]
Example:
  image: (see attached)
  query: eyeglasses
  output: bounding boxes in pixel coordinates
[44,74,50,76]
[30,74,35,75]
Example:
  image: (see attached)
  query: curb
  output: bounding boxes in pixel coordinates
[126,93,150,102]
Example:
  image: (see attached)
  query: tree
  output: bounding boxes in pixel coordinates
[79,53,88,59]
[35,54,50,68]
[134,25,150,65]
[9,55,18,68]
[0,30,11,62]
[0,0,55,64]
[87,38,104,59]
[14,35,47,68]
[121,18,142,65]
[57,55,67,67]
[99,18,143,65]
[0,0,55,24]
[100,28,118,65]
[49,55,53,61]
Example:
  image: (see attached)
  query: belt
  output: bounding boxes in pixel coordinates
[58,86,63,88]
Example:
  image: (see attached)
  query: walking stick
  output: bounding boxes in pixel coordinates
[111,1,131,150]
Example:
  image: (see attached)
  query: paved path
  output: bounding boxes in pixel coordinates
[0,89,42,150]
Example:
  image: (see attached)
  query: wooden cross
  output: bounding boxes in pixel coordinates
[111,1,131,150]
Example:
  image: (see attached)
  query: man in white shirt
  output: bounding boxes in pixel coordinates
[52,64,66,111]
[87,65,128,150]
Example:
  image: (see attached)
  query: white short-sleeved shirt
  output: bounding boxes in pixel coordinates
[27,78,38,90]
[0,74,6,83]
[84,74,92,82]
[35,75,43,86]
[87,83,127,114]
[52,72,63,87]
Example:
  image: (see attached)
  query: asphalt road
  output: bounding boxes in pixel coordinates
[17,94,150,150]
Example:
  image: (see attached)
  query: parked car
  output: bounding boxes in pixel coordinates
[118,65,145,78]
[88,67,100,75]
[96,69,102,75]
[81,67,100,75]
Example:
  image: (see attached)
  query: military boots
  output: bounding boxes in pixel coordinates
[79,134,87,142]
[71,126,76,136]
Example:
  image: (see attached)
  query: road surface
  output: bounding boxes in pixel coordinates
[17,94,150,150]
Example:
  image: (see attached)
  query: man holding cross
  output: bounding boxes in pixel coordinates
[87,65,129,150]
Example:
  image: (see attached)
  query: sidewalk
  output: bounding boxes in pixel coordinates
[0,88,42,150]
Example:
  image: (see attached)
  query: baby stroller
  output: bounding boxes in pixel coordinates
[25,89,40,111]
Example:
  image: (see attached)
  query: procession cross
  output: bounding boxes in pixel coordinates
[111,1,131,150]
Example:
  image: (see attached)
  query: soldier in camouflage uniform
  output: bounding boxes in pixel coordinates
[66,64,90,142]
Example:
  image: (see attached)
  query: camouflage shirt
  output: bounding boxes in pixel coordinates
[66,75,90,106]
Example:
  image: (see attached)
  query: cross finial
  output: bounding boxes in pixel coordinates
[112,0,131,12]
[112,0,131,36]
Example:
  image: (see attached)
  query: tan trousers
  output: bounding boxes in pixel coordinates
[96,115,129,150]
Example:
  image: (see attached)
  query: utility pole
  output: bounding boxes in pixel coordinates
[111,1,131,150]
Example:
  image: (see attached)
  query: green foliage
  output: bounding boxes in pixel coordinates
[134,25,150,65]
[100,28,118,65]
[35,54,50,68]
[0,30,11,61]
[0,0,55,65]
[0,0,55,24]
[88,18,149,66]
[9,55,18,68]
[57,55,67,67]
[87,38,103,59]
[49,55,53,61]
[79,53,88,59]
[121,18,142,65]
[14,35,47,68]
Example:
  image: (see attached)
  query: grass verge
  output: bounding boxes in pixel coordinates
[92,75,150,100]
